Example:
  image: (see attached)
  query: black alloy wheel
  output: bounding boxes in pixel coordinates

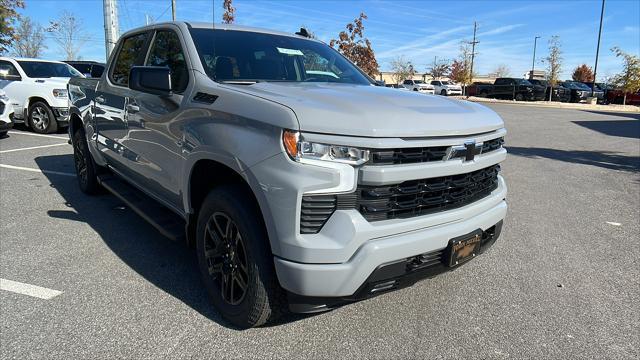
[203,212,249,305]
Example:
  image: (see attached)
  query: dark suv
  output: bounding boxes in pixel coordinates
[528,79,570,102]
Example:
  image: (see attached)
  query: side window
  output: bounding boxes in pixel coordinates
[111,32,149,86]
[0,60,20,76]
[430,81,438,85]
[495,79,506,85]
[403,80,410,85]
[145,30,188,93]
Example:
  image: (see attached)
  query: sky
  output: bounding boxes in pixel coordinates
[16,0,640,80]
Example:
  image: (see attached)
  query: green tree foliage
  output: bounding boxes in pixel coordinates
[0,0,25,54]
[611,47,640,105]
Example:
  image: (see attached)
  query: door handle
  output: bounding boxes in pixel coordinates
[95,96,106,104]
[126,104,140,113]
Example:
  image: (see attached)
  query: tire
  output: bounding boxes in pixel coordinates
[515,93,524,101]
[413,88,418,92]
[196,185,285,328]
[479,90,488,97]
[72,127,100,194]
[28,101,58,134]
[440,89,447,96]
[0,131,7,138]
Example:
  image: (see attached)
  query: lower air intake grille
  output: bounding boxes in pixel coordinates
[300,196,337,234]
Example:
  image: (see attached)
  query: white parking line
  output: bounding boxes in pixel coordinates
[0,278,63,300]
[0,143,68,154]
[7,131,67,140]
[0,164,75,177]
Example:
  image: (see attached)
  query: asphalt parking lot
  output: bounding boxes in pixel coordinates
[1,104,639,359]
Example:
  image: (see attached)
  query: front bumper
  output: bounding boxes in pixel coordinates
[287,220,503,313]
[52,107,70,124]
[275,188,507,299]
[417,88,435,94]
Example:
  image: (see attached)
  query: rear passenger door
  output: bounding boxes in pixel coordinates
[95,31,151,178]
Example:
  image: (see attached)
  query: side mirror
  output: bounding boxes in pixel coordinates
[129,66,172,96]
[0,72,21,81]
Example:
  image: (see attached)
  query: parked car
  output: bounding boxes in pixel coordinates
[476,78,545,101]
[0,57,83,133]
[528,79,571,102]
[580,82,607,103]
[607,89,640,106]
[466,82,491,97]
[68,22,508,328]
[385,83,409,90]
[430,80,462,96]
[402,79,435,94]
[64,61,106,78]
[561,81,592,103]
[0,90,13,136]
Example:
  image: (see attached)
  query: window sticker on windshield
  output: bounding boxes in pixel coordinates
[276,47,304,56]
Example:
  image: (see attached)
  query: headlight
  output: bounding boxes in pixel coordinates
[283,130,370,165]
[52,89,68,98]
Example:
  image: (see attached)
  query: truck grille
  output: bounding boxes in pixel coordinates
[300,165,500,233]
[356,164,500,221]
[369,137,504,165]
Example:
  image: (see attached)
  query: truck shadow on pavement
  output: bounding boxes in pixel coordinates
[507,147,640,173]
[35,154,308,330]
[572,118,640,139]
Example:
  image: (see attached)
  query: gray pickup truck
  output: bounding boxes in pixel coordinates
[68,22,508,328]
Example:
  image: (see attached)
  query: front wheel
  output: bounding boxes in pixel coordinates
[28,101,58,134]
[440,89,447,96]
[515,93,524,101]
[196,185,285,328]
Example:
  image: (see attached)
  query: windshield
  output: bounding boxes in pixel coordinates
[17,61,83,78]
[441,81,451,85]
[565,81,590,90]
[189,28,371,85]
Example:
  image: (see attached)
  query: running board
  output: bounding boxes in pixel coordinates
[97,174,186,242]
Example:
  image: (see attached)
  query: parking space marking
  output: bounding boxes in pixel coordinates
[0,279,63,300]
[0,164,75,177]
[0,143,69,154]
[7,131,68,140]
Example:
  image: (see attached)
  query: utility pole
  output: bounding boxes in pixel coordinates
[531,36,540,80]
[103,0,119,61]
[592,0,605,96]
[467,21,479,96]
[172,0,176,21]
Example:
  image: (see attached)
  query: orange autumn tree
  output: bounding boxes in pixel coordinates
[330,12,379,78]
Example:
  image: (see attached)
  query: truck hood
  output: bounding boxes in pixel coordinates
[232,82,504,137]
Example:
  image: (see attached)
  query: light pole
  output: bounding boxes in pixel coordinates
[592,0,605,96]
[531,36,540,80]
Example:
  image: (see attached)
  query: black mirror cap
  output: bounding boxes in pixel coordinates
[0,73,21,81]
[129,66,172,96]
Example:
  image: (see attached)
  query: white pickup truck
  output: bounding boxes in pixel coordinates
[0,57,83,133]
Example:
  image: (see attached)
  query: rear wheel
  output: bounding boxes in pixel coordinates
[72,127,100,194]
[515,93,524,101]
[28,101,57,134]
[196,185,285,328]
[479,90,488,97]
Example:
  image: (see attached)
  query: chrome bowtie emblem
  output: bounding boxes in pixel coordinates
[445,140,482,161]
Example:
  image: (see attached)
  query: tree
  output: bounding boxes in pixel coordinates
[571,64,594,82]
[48,10,86,60]
[428,58,450,80]
[0,0,25,54]
[390,56,415,84]
[449,59,467,84]
[610,47,640,105]
[11,16,46,58]
[544,35,562,101]
[222,0,235,24]
[492,64,511,78]
[330,12,379,77]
